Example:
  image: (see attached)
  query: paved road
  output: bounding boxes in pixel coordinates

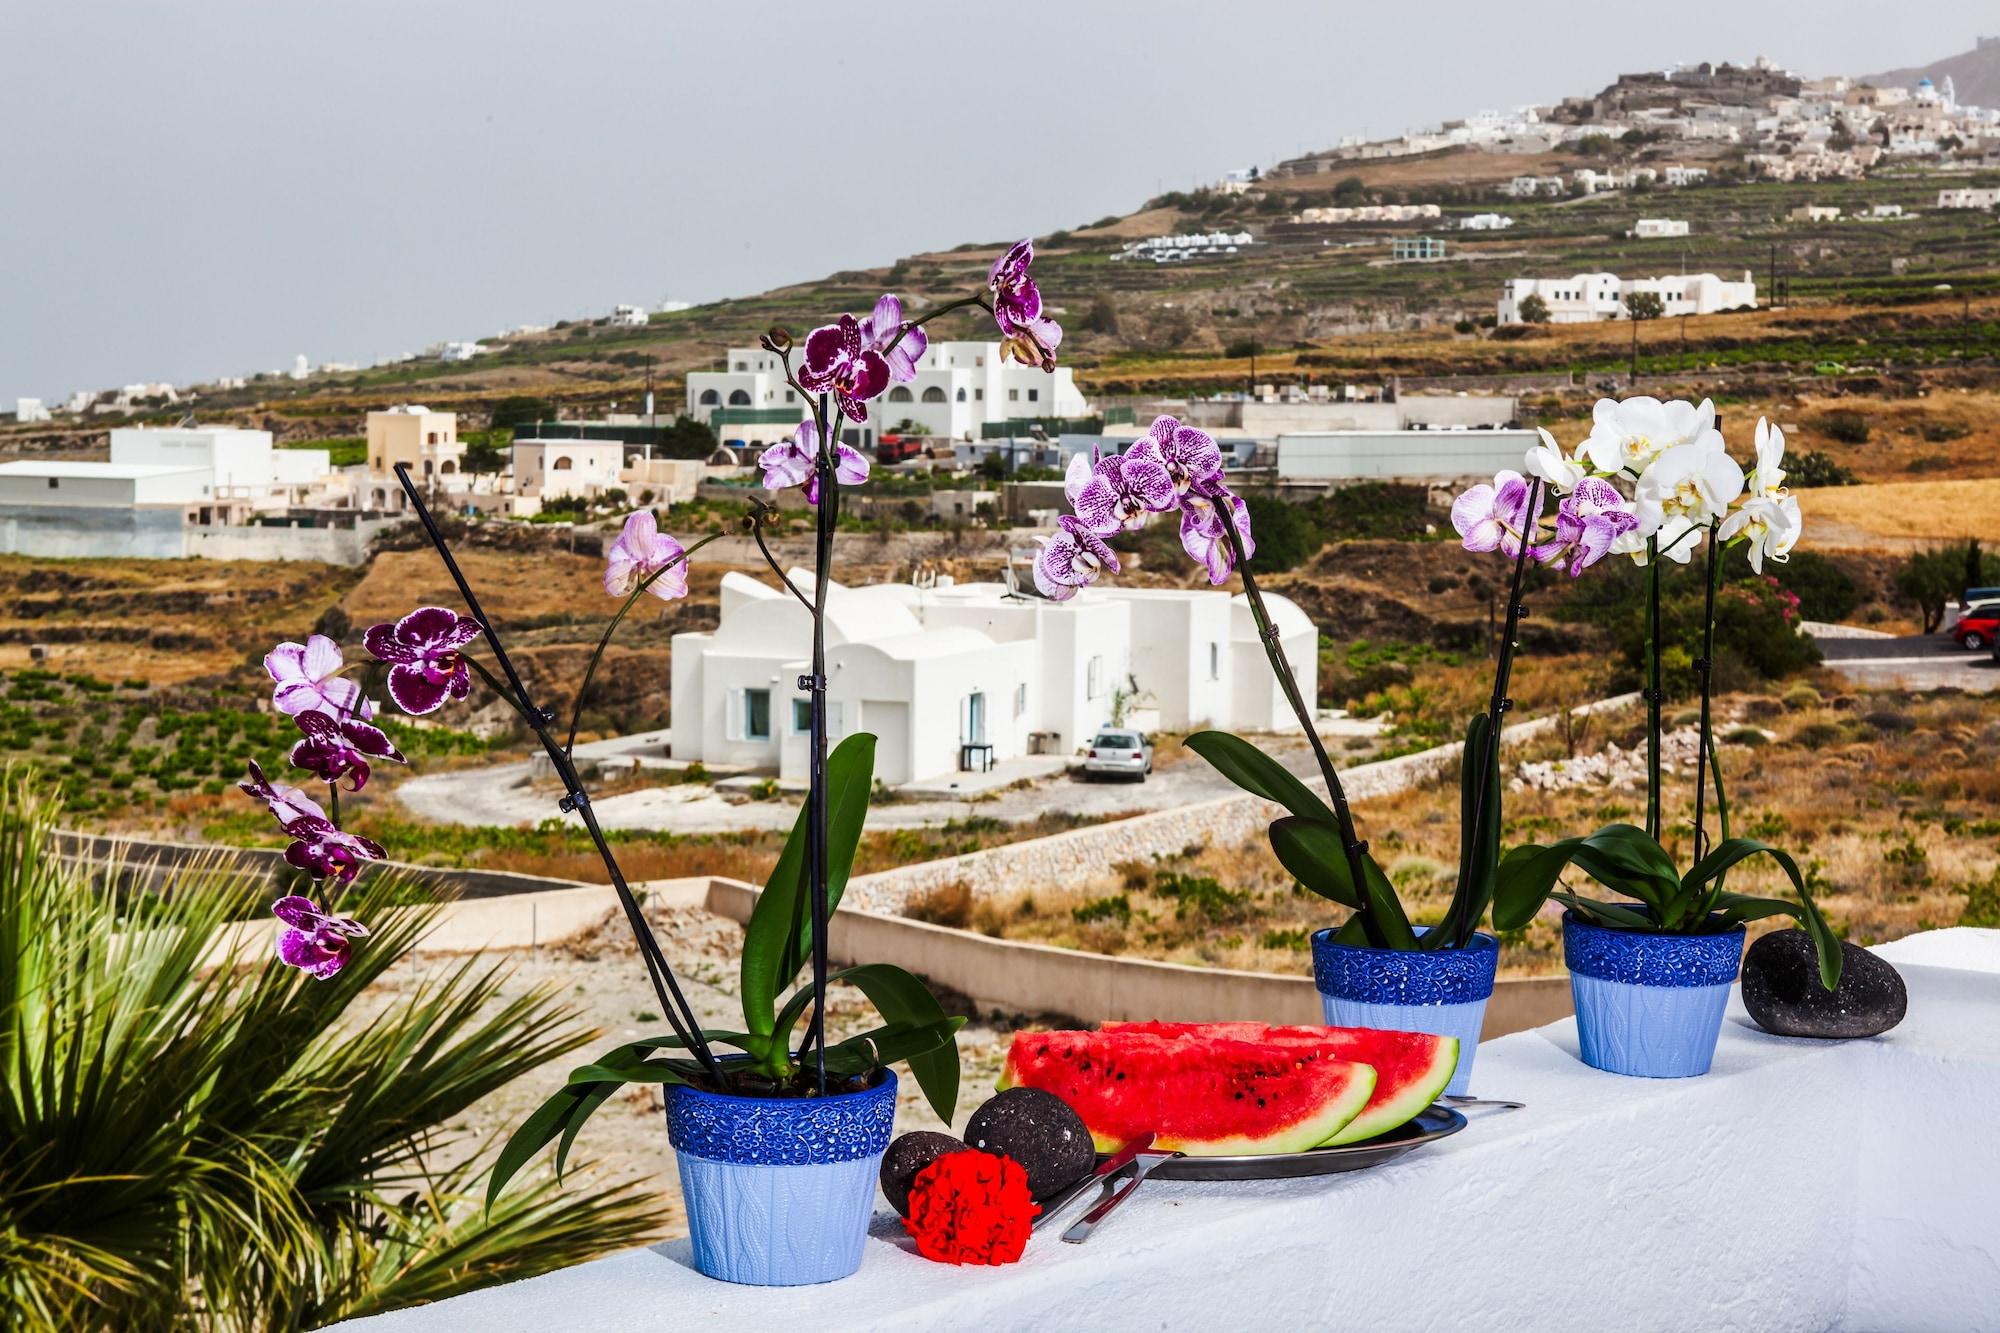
[1812,631,2000,692]
[393,735,1339,835]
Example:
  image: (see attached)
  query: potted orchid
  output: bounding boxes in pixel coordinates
[1032,413,1629,1094]
[1492,399,1842,1078]
[235,244,1062,1284]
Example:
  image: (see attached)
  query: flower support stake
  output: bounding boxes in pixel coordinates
[390,463,720,1079]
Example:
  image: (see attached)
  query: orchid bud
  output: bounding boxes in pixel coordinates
[760,326,792,354]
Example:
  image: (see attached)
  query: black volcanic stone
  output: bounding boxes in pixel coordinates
[1742,929,1907,1039]
[880,1131,966,1217]
[965,1087,1096,1199]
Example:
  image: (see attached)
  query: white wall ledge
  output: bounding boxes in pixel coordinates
[342,929,2000,1332]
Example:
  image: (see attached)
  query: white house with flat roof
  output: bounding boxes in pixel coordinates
[1498,271,1755,324]
[686,339,1090,451]
[669,571,1315,786]
[510,438,625,501]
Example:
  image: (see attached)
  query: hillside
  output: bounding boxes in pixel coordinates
[1865,37,2000,109]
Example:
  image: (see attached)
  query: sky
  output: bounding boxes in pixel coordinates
[1,0,1991,405]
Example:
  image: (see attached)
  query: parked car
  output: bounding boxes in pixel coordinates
[1954,604,2000,651]
[1082,729,1153,781]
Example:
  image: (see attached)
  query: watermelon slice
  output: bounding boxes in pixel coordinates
[1102,1021,1459,1147]
[998,1030,1376,1156]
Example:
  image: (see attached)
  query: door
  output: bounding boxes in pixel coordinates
[964,692,986,745]
[863,701,910,786]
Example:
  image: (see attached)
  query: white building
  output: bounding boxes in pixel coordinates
[1629,218,1691,238]
[437,341,490,362]
[1457,213,1515,230]
[1276,429,1543,483]
[510,438,625,501]
[12,398,50,423]
[1789,204,1842,222]
[1662,165,1710,186]
[1497,271,1755,324]
[1938,188,2000,210]
[669,571,1317,785]
[610,304,650,327]
[687,339,1090,450]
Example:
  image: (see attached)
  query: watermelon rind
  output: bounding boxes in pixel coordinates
[1100,1021,1459,1147]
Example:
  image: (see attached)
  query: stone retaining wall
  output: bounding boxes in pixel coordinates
[842,694,1639,914]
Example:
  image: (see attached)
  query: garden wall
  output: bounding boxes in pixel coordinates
[840,694,1641,915]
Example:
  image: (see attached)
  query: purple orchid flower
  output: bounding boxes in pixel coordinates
[239,761,387,886]
[1179,484,1257,585]
[1545,477,1641,577]
[798,314,891,423]
[1140,415,1224,497]
[289,709,405,791]
[1068,440,1176,534]
[272,894,369,980]
[265,634,371,720]
[1450,470,1546,558]
[859,294,926,383]
[1033,515,1120,601]
[604,510,690,602]
[759,421,869,505]
[988,239,1062,371]
[362,607,481,715]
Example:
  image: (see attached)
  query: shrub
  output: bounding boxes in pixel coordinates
[1771,550,1859,621]
[1071,893,1133,925]
[1787,451,1857,488]
[1820,410,1870,444]
[1724,726,1769,746]
[1793,720,1845,749]
[903,880,973,929]
[1782,685,1824,711]
[0,772,651,1329]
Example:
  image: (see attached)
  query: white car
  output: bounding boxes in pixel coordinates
[1082,730,1153,782]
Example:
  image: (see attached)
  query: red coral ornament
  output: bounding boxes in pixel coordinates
[902,1149,1041,1265]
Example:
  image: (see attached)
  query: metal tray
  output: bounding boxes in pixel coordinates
[1131,1103,1468,1182]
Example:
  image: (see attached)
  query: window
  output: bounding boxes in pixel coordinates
[956,387,967,402]
[728,389,752,406]
[887,386,914,402]
[785,390,796,402]
[733,361,747,372]
[1208,642,1221,681]
[423,460,434,476]
[792,698,813,733]
[1086,655,1104,699]
[1008,388,1019,402]
[1013,682,1027,718]
[975,388,984,401]
[427,432,439,444]
[372,456,383,470]
[745,689,771,740]
[552,456,573,470]
[921,386,947,403]
[699,389,720,405]
[46,477,58,489]
[1027,388,1039,403]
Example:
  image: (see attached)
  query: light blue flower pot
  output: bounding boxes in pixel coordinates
[1564,912,1746,1079]
[665,1070,897,1286]
[1311,928,1497,1098]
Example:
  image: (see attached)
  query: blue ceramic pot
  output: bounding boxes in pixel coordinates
[1311,928,1497,1097]
[1563,912,1745,1078]
[665,1070,897,1286]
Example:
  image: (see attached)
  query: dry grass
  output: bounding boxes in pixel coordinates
[1798,478,2000,544]
[960,688,2000,978]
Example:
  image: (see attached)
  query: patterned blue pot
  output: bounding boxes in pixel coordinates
[665,1069,897,1286]
[1563,912,1746,1078]
[1311,928,1496,1097]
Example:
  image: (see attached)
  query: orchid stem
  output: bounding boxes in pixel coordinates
[388,464,721,1082]
[801,394,836,1094]
[563,528,734,758]
[882,292,992,358]
[1214,501,1382,945]
[1690,520,1724,867]
[1646,539,1662,842]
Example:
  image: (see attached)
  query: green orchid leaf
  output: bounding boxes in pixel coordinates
[1185,730,1336,824]
[819,1018,966,1077]
[741,732,876,1036]
[1569,824,1680,911]
[1357,849,1418,950]
[1552,891,1657,931]
[1333,913,1373,945]
[1268,816,1362,909]
[563,1058,697,1087]
[1436,714,1501,949]
[825,962,961,1122]
[1691,841,1843,990]
[552,1081,620,1182]
[1492,839,1586,931]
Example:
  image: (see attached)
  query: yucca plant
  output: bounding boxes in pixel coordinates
[0,769,655,1330]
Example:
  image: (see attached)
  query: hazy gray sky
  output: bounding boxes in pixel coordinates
[2,0,1990,404]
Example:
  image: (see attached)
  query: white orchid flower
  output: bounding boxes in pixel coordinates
[1635,439,1745,529]
[1524,427,1587,494]
[1746,417,1788,497]
[1580,396,1717,476]
[1719,494,1802,573]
